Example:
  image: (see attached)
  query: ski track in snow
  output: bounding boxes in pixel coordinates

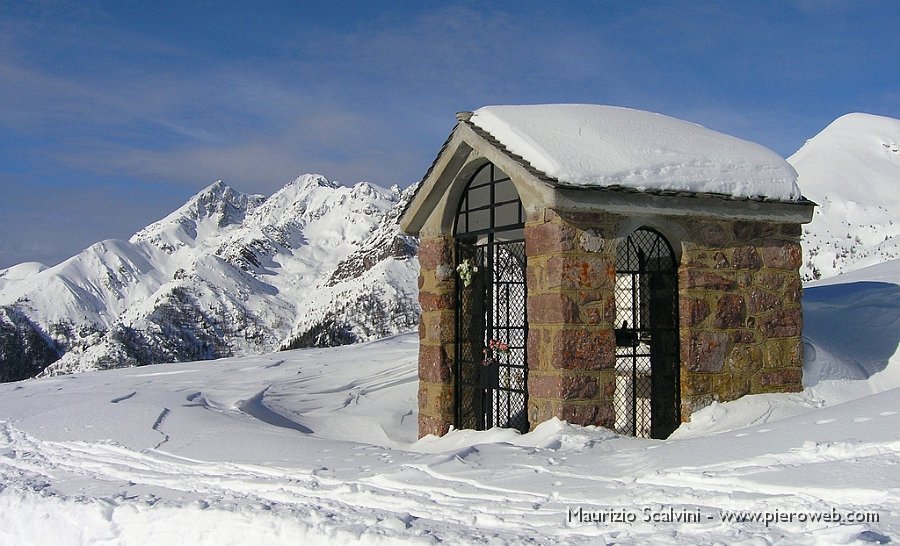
[2,411,895,545]
[1,263,900,544]
[0,422,572,544]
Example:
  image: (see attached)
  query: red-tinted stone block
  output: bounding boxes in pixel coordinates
[760,242,802,270]
[419,291,453,312]
[525,222,576,257]
[418,237,452,270]
[714,294,745,328]
[680,298,710,327]
[681,270,737,290]
[528,293,579,324]
[684,331,729,373]
[418,344,452,383]
[732,246,763,270]
[549,328,615,371]
[759,307,802,338]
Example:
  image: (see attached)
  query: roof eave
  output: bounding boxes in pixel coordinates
[399,123,469,235]
[553,180,817,207]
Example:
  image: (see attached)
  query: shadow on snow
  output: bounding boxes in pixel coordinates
[803,281,900,384]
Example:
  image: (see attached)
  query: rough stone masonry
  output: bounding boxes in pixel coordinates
[415,207,805,437]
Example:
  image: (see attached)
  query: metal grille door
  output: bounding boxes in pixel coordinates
[456,240,528,432]
[614,228,680,439]
[454,163,528,433]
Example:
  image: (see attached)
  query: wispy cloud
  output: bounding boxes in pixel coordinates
[3,4,617,194]
[1,2,899,268]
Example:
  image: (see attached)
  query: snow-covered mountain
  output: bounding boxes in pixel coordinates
[789,112,900,280]
[0,175,419,381]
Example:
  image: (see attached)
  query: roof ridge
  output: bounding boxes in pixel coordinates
[461,118,557,185]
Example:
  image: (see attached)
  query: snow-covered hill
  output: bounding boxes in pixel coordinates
[0,175,419,380]
[789,113,900,280]
[0,259,897,545]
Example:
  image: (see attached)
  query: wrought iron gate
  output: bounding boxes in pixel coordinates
[614,228,680,439]
[454,163,528,433]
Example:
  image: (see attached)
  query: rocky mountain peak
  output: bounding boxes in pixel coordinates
[287,173,340,191]
[350,181,393,202]
[131,181,265,252]
[1,173,421,380]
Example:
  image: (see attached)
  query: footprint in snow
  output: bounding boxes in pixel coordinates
[110,391,137,404]
[183,392,209,408]
[378,516,410,531]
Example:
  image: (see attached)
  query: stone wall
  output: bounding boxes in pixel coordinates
[416,212,805,438]
[679,219,804,416]
[522,210,804,430]
[416,236,456,437]
[524,210,619,429]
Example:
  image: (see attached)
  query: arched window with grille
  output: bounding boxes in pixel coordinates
[454,162,528,432]
[614,227,680,439]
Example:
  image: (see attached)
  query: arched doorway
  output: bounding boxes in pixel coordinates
[613,228,680,439]
[454,162,528,432]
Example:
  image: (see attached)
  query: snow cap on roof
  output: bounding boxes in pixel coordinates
[468,104,801,201]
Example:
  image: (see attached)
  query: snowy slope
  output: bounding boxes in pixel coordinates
[0,262,48,293]
[788,113,900,280]
[0,175,419,380]
[0,261,897,545]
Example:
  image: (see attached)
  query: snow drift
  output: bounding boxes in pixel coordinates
[0,258,897,545]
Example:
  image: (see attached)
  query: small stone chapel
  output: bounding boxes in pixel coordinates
[400,104,815,439]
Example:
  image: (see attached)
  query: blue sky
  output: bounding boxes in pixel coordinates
[1,0,898,269]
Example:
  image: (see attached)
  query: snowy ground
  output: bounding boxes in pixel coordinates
[1,262,899,545]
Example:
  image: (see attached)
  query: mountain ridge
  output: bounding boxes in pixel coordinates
[3,110,899,380]
[0,174,419,380]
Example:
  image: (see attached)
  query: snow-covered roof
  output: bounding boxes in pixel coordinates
[467,104,802,202]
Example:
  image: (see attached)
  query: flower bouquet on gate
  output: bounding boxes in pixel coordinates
[456,258,478,287]
[482,338,510,366]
